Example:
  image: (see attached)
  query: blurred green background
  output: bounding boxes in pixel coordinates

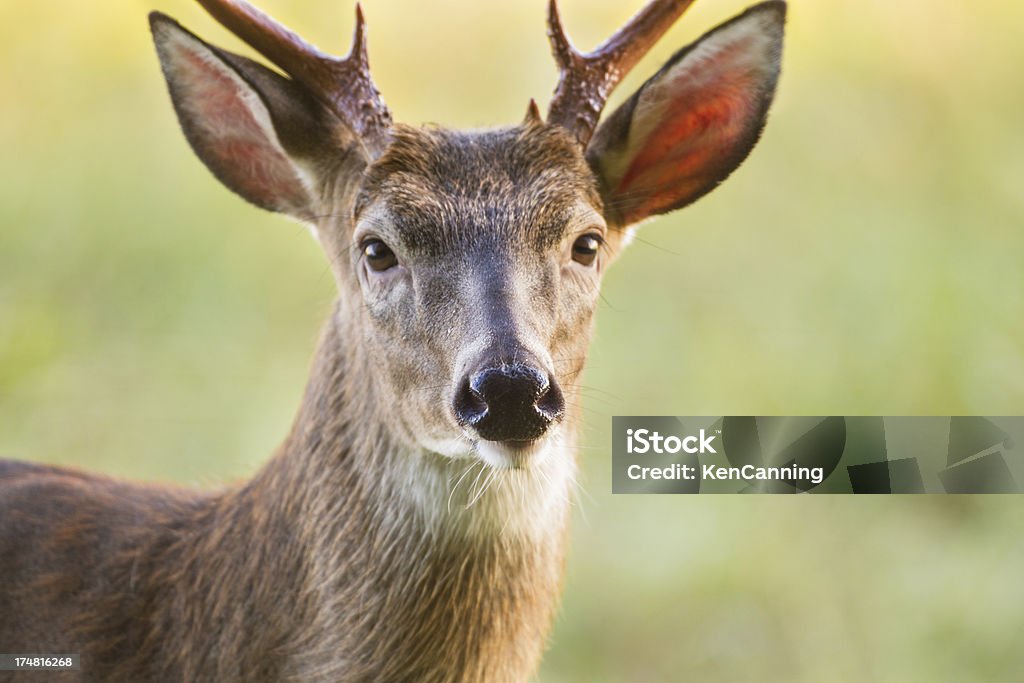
[2,0,1024,680]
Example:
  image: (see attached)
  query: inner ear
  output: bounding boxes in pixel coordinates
[586,2,786,227]
[151,14,347,222]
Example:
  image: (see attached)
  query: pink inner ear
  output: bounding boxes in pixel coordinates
[613,41,763,221]
[179,50,308,211]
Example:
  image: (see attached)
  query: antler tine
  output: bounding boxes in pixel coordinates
[546,0,697,145]
[196,0,391,146]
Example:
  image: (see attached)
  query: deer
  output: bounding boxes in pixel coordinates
[0,0,786,680]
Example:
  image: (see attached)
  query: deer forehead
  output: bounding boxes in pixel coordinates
[353,124,605,256]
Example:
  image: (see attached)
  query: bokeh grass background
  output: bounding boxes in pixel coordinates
[2,0,1024,680]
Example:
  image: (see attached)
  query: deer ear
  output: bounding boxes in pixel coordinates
[587,2,785,227]
[149,13,340,222]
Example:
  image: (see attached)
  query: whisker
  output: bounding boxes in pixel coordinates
[447,461,479,514]
[467,466,498,509]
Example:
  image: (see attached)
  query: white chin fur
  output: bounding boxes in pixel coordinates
[386,428,574,539]
[419,429,561,471]
[474,439,552,470]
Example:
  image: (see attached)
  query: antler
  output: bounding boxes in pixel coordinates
[196,0,391,149]
[546,0,697,146]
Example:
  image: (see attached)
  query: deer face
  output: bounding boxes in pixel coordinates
[150,1,786,469]
[344,124,608,466]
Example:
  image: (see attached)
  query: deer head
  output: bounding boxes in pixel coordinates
[149,0,786,471]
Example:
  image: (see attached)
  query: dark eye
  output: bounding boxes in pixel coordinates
[363,239,398,272]
[571,234,602,267]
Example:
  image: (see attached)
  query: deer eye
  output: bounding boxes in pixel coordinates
[363,239,398,272]
[571,234,602,267]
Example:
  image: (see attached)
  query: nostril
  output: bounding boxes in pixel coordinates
[536,378,564,422]
[453,378,488,426]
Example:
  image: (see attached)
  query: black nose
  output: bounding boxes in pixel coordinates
[453,363,564,443]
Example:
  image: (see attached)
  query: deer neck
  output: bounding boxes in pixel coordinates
[232,304,577,680]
